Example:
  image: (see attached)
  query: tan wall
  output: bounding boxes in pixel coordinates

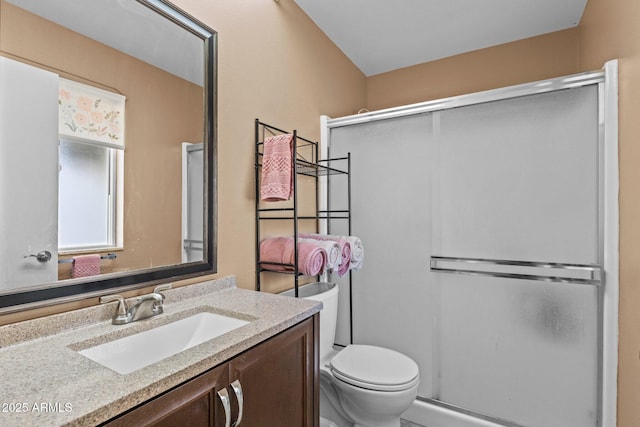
[579,0,640,425]
[367,28,580,110]
[172,0,367,293]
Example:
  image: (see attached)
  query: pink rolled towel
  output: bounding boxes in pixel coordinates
[260,237,327,276]
[299,233,353,277]
[329,235,363,271]
[72,254,101,278]
[336,241,351,277]
[260,134,294,202]
[299,238,341,272]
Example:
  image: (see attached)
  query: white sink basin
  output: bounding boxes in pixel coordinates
[78,312,249,374]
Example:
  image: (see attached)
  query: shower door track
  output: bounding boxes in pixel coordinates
[420,397,528,427]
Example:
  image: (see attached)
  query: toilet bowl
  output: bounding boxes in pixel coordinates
[281,282,419,427]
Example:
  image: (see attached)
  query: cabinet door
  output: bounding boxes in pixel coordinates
[229,315,318,427]
[104,363,229,427]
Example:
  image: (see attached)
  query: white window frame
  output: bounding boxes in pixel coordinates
[58,137,124,254]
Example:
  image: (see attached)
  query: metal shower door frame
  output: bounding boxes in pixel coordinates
[322,59,619,427]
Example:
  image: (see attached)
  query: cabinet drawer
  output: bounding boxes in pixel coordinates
[103,364,228,427]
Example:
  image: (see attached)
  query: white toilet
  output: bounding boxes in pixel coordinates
[282,282,419,427]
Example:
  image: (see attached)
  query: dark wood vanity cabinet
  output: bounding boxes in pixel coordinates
[104,315,319,427]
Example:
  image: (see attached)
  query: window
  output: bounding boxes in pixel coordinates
[58,139,121,251]
[57,78,125,252]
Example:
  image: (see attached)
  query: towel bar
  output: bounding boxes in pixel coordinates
[58,253,117,264]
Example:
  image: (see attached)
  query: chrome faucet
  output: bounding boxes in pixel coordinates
[100,284,172,325]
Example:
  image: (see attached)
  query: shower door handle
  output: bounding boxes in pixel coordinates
[430,256,602,286]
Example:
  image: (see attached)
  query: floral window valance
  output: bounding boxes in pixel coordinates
[58,78,126,149]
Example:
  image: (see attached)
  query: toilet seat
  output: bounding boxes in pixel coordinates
[330,344,419,392]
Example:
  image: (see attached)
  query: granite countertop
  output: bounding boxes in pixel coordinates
[0,276,321,427]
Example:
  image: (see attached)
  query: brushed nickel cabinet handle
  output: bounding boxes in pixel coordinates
[230,379,244,426]
[217,388,231,427]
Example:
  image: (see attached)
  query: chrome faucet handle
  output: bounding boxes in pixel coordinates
[100,294,130,324]
[153,283,172,300]
[100,294,127,315]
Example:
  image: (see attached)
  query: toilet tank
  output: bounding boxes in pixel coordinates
[280,282,339,362]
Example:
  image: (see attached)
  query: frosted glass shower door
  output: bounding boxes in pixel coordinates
[431,86,601,427]
[328,114,434,397]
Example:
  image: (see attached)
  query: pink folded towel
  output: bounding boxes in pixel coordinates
[72,254,101,278]
[260,237,327,276]
[261,134,294,202]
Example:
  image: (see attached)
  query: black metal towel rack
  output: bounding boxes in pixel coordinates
[254,119,352,301]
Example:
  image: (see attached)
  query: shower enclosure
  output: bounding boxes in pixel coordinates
[323,62,618,427]
[182,142,204,263]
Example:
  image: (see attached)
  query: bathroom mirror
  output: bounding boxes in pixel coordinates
[0,0,217,313]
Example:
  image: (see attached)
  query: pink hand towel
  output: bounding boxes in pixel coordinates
[72,254,101,278]
[261,134,294,202]
[260,237,327,276]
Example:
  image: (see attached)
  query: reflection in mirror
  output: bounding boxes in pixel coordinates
[0,0,216,312]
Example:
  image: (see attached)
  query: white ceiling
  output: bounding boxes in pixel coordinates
[293,0,589,76]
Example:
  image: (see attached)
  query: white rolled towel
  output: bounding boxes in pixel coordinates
[340,235,364,271]
[300,233,364,271]
[299,238,341,273]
